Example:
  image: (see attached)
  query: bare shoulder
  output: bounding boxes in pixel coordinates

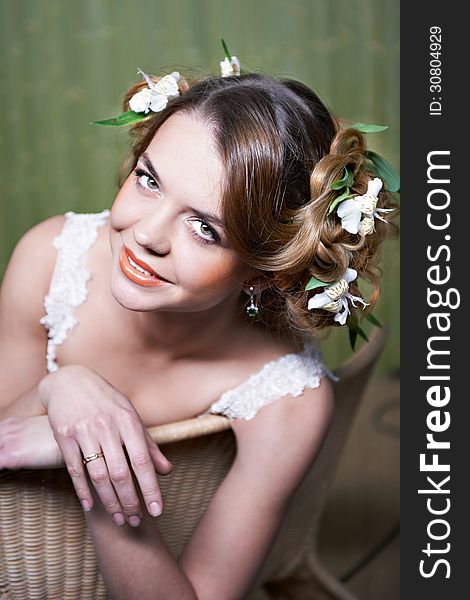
[1,214,66,315]
[231,377,334,492]
[0,215,67,408]
[9,214,67,270]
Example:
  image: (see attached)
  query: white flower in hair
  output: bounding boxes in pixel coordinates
[129,69,181,114]
[307,268,368,326]
[359,215,375,236]
[220,56,241,77]
[337,177,392,235]
[129,88,158,113]
[336,197,362,234]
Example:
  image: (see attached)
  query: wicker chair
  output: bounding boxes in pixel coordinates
[0,327,387,599]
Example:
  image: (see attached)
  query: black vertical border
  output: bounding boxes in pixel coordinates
[401,3,466,597]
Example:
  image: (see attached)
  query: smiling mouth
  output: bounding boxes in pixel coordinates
[119,247,170,287]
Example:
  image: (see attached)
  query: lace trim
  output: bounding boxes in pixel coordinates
[39,209,111,373]
[198,344,337,421]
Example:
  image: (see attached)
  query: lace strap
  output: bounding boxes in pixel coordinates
[198,344,336,421]
[39,209,110,373]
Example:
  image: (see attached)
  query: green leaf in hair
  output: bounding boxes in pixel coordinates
[327,187,355,215]
[91,110,149,127]
[220,38,242,76]
[357,327,369,342]
[305,276,329,292]
[347,312,360,351]
[346,312,371,350]
[331,168,354,191]
[365,313,383,328]
[221,38,232,61]
[349,325,358,350]
[351,123,389,134]
[365,150,400,193]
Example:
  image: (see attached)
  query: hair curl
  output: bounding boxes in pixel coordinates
[119,72,398,343]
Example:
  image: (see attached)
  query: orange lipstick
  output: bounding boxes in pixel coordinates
[119,246,169,287]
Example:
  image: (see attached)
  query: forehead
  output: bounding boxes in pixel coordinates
[144,112,224,213]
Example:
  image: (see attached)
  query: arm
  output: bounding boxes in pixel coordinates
[0,217,172,524]
[86,379,334,600]
[0,216,68,469]
[0,214,65,417]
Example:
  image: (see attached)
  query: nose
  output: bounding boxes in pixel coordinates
[132,211,171,256]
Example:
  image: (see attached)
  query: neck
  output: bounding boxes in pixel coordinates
[129,296,248,360]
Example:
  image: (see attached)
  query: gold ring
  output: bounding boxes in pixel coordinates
[82,452,104,465]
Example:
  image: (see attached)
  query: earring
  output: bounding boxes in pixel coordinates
[246,286,259,317]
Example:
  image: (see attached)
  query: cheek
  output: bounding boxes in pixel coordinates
[111,187,125,214]
[110,179,140,231]
[181,250,248,293]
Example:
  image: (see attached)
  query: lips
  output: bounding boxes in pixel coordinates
[119,246,170,287]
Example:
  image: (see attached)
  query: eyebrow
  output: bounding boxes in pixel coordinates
[141,152,163,188]
[192,208,225,229]
[139,152,225,230]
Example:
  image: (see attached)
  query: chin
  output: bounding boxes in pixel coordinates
[109,263,160,312]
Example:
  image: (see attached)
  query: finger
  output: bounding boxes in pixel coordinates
[122,424,164,518]
[78,437,128,526]
[57,436,95,512]
[99,432,143,525]
[145,431,173,475]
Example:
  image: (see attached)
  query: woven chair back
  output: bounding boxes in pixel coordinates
[0,328,387,599]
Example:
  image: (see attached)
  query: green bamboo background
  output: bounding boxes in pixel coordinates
[0,0,399,372]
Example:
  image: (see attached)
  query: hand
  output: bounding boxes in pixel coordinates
[38,364,173,526]
[0,415,64,469]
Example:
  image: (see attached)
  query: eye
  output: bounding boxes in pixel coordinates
[189,219,219,244]
[133,168,160,193]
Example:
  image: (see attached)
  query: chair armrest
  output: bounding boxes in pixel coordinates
[147,414,232,445]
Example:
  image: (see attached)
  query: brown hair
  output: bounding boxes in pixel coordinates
[120,73,398,342]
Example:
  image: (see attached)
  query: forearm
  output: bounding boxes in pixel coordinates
[86,500,198,600]
[1,365,90,419]
[0,378,48,418]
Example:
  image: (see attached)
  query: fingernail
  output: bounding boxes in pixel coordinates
[113,512,125,526]
[129,515,141,527]
[149,501,162,517]
[81,499,91,512]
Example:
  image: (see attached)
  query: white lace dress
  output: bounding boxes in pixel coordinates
[39,210,334,421]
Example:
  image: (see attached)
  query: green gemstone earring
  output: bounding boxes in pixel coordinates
[246,286,259,318]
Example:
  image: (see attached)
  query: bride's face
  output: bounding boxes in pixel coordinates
[109,112,251,313]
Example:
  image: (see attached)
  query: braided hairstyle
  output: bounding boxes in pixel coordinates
[119,72,398,342]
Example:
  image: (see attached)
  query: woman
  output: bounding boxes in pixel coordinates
[0,61,396,598]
